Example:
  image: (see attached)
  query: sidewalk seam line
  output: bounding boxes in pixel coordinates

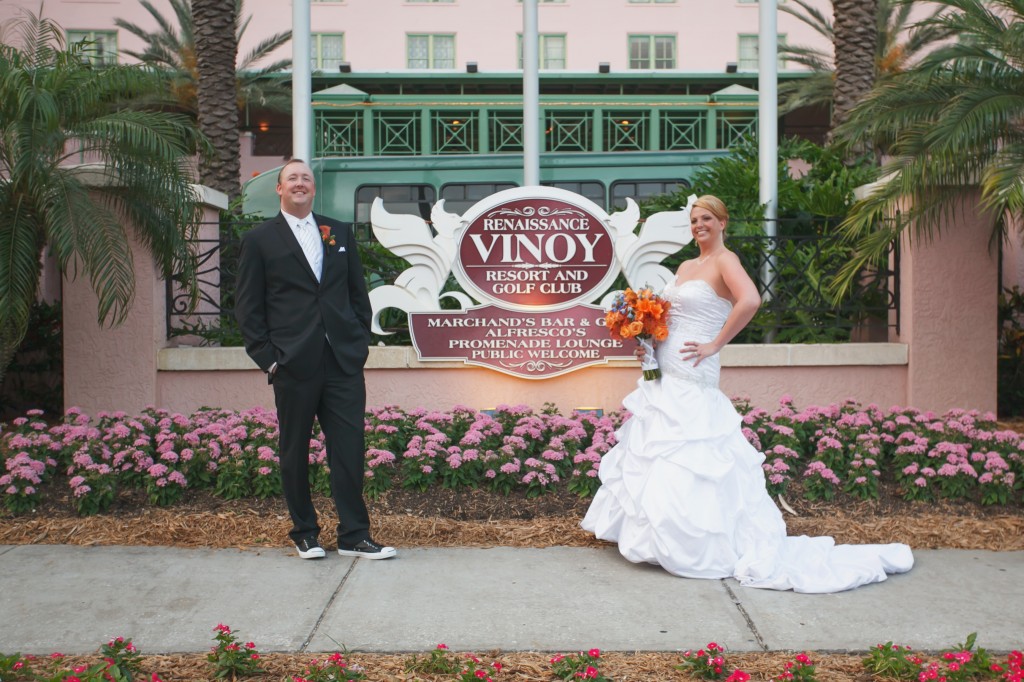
[300,559,358,652]
[723,581,767,651]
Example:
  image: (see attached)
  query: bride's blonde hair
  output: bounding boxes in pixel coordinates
[693,195,729,224]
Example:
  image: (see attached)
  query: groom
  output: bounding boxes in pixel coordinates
[234,158,396,561]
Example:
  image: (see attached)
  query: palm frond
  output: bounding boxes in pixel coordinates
[0,6,204,358]
[111,0,291,114]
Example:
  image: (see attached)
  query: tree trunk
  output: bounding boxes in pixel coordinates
[830,0,878,137]
[192,0,241,203]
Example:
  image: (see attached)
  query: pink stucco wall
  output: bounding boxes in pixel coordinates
[3,0,833,74]
[63,234,164,413]
[62,199,224,414]
[894,193,998,412]
[150,361,908,416]
[1005,216,1024,294]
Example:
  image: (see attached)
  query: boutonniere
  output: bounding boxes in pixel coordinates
[319,224,336,246]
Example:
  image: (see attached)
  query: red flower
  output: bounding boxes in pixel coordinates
[319,225,337,246]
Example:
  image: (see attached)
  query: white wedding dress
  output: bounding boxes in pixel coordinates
[581,279,914,593]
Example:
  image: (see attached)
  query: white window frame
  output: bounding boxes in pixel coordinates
[517,33,567,70]
[737,33,787,71]
[311,33,345,71]
[628,35,676,70]
[407,34,456,69]
[66,29,118,65]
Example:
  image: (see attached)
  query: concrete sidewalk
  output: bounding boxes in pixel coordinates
[1,545,1021,655]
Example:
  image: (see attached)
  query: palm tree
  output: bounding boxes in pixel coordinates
[779,0,951,116]
[192,0,242,199]
[116,0,291,199]
[829,0,1024,298]
[0,10,205,386]
[831,0,879,133]
[114,0,292,117]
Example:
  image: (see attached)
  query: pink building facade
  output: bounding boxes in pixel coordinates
[2,0,835,180]
[2,1,833,72]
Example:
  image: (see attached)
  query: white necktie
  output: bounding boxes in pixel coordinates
[296,220,322,281]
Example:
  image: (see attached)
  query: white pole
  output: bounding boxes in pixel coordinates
[523,0,540,186]
[759,0,778,302]
[292,0,313,164]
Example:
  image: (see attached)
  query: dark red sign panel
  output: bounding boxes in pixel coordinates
[455,197,616,310]
[410,304,633,379]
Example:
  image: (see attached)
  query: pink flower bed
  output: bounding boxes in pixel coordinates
[1,398,1021,516]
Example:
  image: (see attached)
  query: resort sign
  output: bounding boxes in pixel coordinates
[369,186,695,379]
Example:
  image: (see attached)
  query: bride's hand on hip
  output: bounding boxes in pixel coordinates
[681,341,716,367]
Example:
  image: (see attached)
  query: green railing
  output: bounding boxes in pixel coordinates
[313,96,760,157]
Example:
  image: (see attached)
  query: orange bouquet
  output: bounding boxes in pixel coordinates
[605,287,671,380]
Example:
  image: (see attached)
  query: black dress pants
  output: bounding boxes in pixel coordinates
[272,341,369,546]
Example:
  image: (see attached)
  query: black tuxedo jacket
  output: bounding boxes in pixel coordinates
[234,212,372,380]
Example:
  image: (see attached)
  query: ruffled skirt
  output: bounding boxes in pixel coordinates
[580,376,913,593]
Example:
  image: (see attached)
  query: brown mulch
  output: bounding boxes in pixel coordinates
[2,483,1023,551]
[28,651,878,682]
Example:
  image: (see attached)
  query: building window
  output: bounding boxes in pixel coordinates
[542,181,606,208]
[611,180,688,211]
[440,183,517,214]
[737,34,786,71]
[311,34,344,71]
[517,34,567,70]
[407,34,456,69]
[356,185,436,223]
[628,35,675,69]
[66,30,118,65]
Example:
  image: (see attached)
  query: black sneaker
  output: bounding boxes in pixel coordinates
[337,538,397,560]
[294,537,326,559]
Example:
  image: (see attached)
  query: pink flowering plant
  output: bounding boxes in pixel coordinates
[550,648,610,681]
[0,410,58,514]
[567,410,620,497]
[293,652,366,682]
[776,653,817,682]
[860,633,1017,682]
[0,635,145,682]
[3,399,1022,517]
[0,633,1022,682]
[404,643,461,675]
[676,641,735,680]
[457,653,504,682]
[100,636,144,679]
[207,624,262,679]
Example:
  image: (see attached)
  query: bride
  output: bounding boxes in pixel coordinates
[581,195,914,593]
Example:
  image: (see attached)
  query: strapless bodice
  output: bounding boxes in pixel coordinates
[655,279,733,388]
